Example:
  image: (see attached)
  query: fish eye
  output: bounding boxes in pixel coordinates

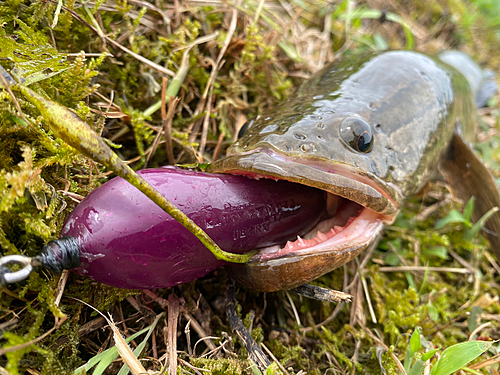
[237,118,255,139]
[339,117,374,153]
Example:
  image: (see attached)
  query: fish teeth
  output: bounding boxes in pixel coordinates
[334,225,343,233]
[296,236,306,247]
[286,241,294,250]
[316,231,328,241]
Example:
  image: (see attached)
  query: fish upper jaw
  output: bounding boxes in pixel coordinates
[211,148,401,218]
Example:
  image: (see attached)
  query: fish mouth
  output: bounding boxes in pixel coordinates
[210,150,401,291]
[256,195,384,262]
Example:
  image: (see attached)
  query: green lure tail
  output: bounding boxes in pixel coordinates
[0,65,256,264]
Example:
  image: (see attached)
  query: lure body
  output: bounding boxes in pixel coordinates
[59,167,327,289]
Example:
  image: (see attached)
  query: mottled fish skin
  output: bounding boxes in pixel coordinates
[210,51,496,292]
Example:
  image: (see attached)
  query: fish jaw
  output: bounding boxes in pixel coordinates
[210,151,399,292]
[212,150,401,216]
[225,206,384,291]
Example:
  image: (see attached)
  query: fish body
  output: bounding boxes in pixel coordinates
[210,51,499,292]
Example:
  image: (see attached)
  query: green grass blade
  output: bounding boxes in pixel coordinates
[465,206,500,240]
[405,328,422,372]
[409,359,427,375]
[434,210,466,230]
[73,325,152,374]
[117,313,164,375]
[429,341,493,375]
[463,197,476,222]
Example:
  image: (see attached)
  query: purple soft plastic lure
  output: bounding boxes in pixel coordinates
[50,166,327,289]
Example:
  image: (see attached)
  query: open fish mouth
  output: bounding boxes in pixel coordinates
[210,150,399,264]
[255,197,385,262]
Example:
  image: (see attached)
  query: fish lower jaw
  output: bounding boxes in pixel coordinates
[256,199,385,261]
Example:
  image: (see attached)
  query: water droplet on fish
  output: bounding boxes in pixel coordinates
[293,132,307,140]
[309,115,322,121]
[300,144,316,153]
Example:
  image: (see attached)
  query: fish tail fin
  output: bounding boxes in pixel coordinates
[439,134,500,260]
[439,51,498,108]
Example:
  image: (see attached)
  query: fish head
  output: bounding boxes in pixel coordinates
[210,51,460,292]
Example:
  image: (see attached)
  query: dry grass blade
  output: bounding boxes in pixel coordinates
[378,266,472,273]
[107,314,148,375]
[212,132,225,161]
[163,94,180,165]
[54,270,69,307]
[199,8,237,155]
[358,262,377,324]
[0,72,34,129]
[168,294,180,375]
[183,312,218,353]
[469,352,500,370]
[261,343,290,375]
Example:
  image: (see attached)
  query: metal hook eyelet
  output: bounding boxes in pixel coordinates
[0,255,33,285]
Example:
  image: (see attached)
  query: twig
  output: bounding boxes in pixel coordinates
[225,279,272,373]
[292,284,352,303]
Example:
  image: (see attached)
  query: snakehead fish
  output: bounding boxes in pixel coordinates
[210,50,500,292]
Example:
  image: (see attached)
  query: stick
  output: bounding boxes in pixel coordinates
[225,279,271,373]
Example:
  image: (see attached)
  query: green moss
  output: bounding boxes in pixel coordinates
[189,357,250,375]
